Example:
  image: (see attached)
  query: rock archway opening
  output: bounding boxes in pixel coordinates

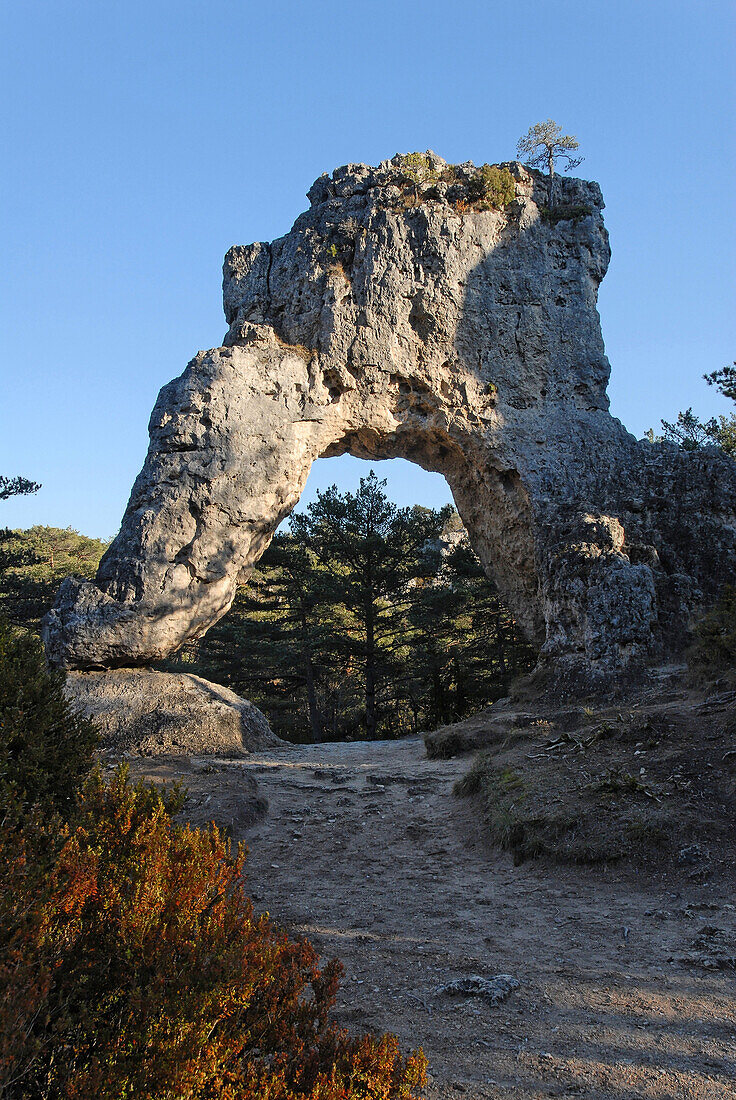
[293,454,453,521]
[160,452,538,743]
[318,429,546,649]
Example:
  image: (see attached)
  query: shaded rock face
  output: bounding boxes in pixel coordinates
[44,154,736,688]
[64,670,280,756]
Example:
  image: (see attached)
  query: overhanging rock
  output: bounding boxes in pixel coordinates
[43,154,736,688]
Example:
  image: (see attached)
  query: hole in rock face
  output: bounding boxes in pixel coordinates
[162,456,537,743]
[297,455,450,514]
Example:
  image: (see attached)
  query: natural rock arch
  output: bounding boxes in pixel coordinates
[45,155,736,690]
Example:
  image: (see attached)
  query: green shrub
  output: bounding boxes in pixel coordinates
[397,153,436,202]
[539,204,592,225]
[0,768,427,1099]
[468,164,516,209]
[398,151,434,177]
[0,619,98,820]
[454,757,537,860]
[689,586,736,676]
[0,624,426,1096]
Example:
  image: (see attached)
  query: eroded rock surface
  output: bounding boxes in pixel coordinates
[44,154,736,688]
[65,669,280,756]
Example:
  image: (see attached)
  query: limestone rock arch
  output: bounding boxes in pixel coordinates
[44,155,736,688]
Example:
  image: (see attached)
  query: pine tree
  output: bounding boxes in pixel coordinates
[0,476,40,502]
[291,474,447,739]
[516,120,583,207]
[0,526,109,630]
[182,533,348,742]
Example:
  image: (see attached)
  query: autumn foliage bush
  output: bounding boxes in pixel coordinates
[1,771,426,1099]
[0,625,426,1099]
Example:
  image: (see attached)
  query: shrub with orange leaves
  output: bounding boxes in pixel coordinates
[0,768,426,1099]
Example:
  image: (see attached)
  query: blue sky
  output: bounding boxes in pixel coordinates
[1,0,734,538]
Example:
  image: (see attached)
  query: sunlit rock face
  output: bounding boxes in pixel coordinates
[44,155,736,689]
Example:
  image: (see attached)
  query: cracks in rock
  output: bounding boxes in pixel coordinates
[158,442,201,454]
[264,242,273,301]
[514,311,524,360]
[166,500,207,589]
[408,295,437,342]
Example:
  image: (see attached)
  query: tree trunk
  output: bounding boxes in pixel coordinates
[496,612,514,677]
[302,648,321,743]
[297,603,322,743]
[453,652,467,719]
[548,150,556,207]
[431,661,447,726]
[365,596,377,739]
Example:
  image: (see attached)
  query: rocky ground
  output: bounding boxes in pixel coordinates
[131,682,736,1100]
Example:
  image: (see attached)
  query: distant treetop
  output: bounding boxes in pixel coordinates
[0,475,40,502]
[704,361,736,403]
[516,120,583,179]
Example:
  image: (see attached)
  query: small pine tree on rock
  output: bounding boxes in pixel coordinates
[516,120,583,207]
[516,119,583,178]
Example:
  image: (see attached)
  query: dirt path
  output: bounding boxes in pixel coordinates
[177,736,735,1098]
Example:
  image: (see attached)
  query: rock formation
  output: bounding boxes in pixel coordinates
[44,154,736,691]
[65,669,280,756]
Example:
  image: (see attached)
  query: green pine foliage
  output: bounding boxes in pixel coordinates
[0,620,98,820]
[289,474,450,740]
[406,541,536,730]
[516,120,583,178]
[652,360,736,458]
[658,408,735,453]
[704,361,736,403]
[713,414,736,457]
[171,533,357,743]
[0,526,109,630]
[0,476,41,501]
[170,474,536,742]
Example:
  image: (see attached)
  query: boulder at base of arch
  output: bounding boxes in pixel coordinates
[64,669,282,757]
